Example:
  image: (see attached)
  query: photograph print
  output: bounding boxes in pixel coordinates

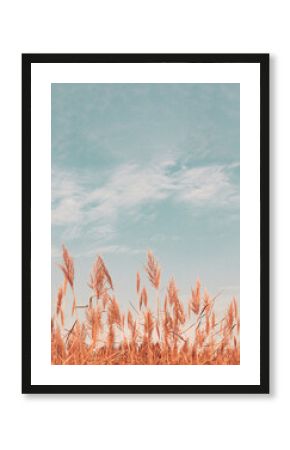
[51,82,240,366]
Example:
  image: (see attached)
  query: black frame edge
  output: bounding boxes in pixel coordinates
[25,384,268,395]
[22,54,32,394]
[259,54,270,394]
[21,53,269,64]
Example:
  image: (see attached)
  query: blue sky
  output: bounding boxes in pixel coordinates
[51,83,240,313]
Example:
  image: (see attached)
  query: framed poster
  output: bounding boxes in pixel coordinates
[22,53,269,394]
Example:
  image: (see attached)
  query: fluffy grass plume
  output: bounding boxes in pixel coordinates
[51,247,240,365]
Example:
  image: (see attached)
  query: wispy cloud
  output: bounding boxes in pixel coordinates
[52,158,239,245]
[73,244,144,258]
[176,165,239,206]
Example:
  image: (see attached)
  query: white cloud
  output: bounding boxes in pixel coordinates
[52,159,239,242]
[176,165,239,206]
[51,169,86,225]
[71,244,143,258]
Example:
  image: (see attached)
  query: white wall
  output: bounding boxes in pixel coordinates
[0,1,286,449]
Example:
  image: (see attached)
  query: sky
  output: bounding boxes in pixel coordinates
[51,83,240,315]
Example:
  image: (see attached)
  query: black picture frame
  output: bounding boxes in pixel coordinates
[22,53,269,394]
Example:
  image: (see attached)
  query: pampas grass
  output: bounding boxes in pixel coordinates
[51,246,240,365]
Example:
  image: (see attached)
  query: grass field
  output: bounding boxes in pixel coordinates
[51,246,240,365]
